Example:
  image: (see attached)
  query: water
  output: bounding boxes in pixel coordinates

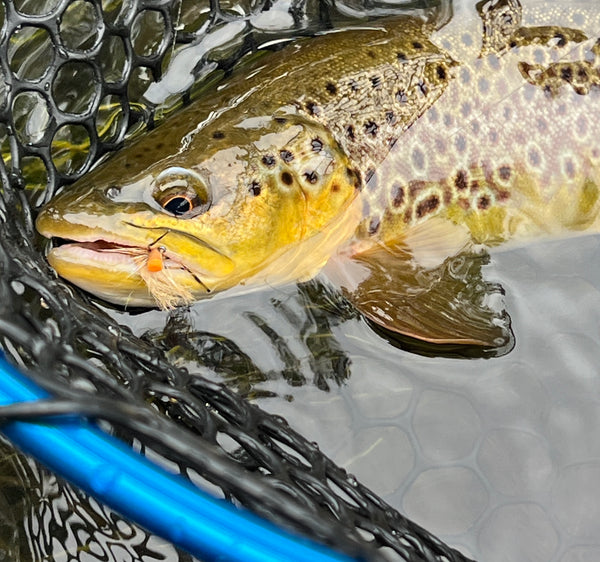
[102,233,600,562]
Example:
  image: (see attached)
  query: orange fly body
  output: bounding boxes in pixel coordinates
[147,247,164,272]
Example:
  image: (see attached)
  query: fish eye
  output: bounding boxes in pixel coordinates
[153,167,211,217]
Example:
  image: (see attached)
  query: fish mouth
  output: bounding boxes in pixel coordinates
[49,237,180,269]
[52,238,174,262]
[45,236,214,308]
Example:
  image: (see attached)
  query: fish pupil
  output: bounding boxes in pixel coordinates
[163,196,192,215]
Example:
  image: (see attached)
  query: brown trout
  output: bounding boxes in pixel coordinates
[36,1,600,348]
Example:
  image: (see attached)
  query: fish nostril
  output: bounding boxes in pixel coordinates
[105,185,121,199]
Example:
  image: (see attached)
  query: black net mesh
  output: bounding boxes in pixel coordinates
[0,0,473,560]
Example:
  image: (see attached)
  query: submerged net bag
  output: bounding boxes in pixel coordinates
[0,0,472,560]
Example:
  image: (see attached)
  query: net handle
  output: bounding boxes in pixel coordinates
[0,354,356,562]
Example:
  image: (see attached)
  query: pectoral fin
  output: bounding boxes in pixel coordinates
[326,241,513,354]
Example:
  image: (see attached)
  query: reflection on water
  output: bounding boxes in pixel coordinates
[114,234,600,562]
[139,247,511,404]
[143,281,357,398]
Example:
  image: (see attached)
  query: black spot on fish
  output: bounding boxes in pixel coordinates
[554,32,566,47]
[367,50,376,59]
[212,131,225,139]
[386,111,396,125]
[368,216,381,235]
[249,181,261,196]
[455,169,468,190]
[124,162,132,168]
[311,138,323,152]
[155,142,164,150]
[478,195,490,209]
[397,52,407,61]
[281,171,293,185]
[280,150,294,162]
[577,66,589,81]
[331,183,340,192]
[364,121,378,136]
[561,66,573,82]
[305,101,320,116]
[498,165,511,181]
[370,75,381,88]
[325,82,337,95]
[275,117,288,124]
[346,125,356,141]
[391,183,405,207]
[412,41,423,49]
[509,40,517,49]
[417,81,428,96]
[347,167,362,190]
[304,170,318,184]
[436,65,447,80]
[416,195,440,218]
[349,79,359,91]
[262,154,275,167]
[396,89,408,103]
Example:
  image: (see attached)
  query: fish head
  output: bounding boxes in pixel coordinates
[36,113,361,308]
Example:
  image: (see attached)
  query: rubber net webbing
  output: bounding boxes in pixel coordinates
[0,1,472,560]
